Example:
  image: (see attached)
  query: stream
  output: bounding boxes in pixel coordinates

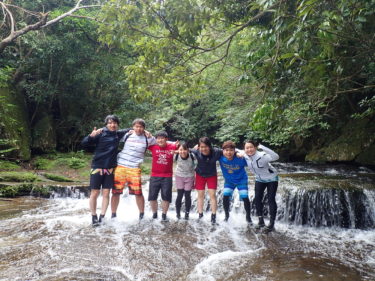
[0,163,374,280]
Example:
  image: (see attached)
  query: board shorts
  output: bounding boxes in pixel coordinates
[223,179,249,199]
[113,165,142,195]
[148,176,173,202]
[175,175,195,191]
[89,168,114,190]
[195,173,217,190]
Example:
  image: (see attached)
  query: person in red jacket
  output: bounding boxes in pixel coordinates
[148,131,178,221]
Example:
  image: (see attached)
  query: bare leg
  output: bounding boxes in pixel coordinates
[135,194,145,213]
[150,200,158,213]
[100,189,110,216]
[197,190,205,214]
[208,189,217,214]
[111,193,120,214]
[89,189,100,215]
[162,200,170,214]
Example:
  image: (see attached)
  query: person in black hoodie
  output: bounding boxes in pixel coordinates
[81,115,130,226]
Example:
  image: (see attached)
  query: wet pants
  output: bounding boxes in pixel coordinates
[254,181,278,219]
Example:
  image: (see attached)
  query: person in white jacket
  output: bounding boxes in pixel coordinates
[243,140,279,232]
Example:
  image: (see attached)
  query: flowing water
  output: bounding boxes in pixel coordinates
[0,163,374,281]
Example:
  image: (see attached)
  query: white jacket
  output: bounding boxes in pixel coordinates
[244,144,279,181]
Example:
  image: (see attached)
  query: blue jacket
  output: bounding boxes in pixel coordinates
[219,155,248,183]
[81,127,130,169]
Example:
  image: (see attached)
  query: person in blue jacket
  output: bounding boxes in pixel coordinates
[219,141,252,224]
[81,115,130,226]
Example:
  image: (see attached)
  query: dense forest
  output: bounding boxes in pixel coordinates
[0,0,374,165]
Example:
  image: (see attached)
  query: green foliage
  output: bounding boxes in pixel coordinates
[43,173,74,182]
[33,157,54,170]
[0,160,21,171]
[0,172,39,182]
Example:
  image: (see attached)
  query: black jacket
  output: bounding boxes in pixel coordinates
[191,148,223,177]
[81,127,130,169]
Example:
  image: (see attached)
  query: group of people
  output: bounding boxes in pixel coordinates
[81,115,280,232]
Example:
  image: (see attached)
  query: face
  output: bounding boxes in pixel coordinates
[133,123,145,135]
[244,142,257,156]
[106,120,119,131]
[199,142,210,156]
[178,146,189,158]
[156,136,167,147]
[223,147,235,160]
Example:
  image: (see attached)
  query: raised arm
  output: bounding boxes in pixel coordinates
[81,127,102,147]
[259,144,279,162]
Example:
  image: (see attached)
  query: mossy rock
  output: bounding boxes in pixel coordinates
[43,173,74,182]
[0,183,34,197]
[306,118,375,163]
[30,185,52,198]
[0,160,21,171]
[0,172,39,182]
[355,143,375,165]
[0,87,31,160]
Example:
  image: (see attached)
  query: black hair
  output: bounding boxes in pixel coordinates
[132,118,146,128]
[104,115,120,125]
[155,131,168,138]
[178,142,189,150]
[244,139,259,147]
[198,137,212,148]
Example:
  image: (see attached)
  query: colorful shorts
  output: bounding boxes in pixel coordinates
[223,180,248,199]
[113,165,142,195]
[195,173,217,190]
[89,168,114,190]
[175,175,195,191]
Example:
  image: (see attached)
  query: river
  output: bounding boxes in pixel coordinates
[0,163,374,280]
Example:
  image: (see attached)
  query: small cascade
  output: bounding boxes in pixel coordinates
[277,187,375,229]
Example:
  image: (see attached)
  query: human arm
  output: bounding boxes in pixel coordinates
[258,144,279,163]
[81,127,102,147]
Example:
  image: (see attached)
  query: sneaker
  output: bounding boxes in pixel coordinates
[111,213,117,219]
[98,214,105,223]
[152,212,158,219]
[224,213,229,222]
[184,212,189,220]
[198,213,203,219]
[264,219,275,233]
[92,215,99,227]
[255,216,265,229]
[176,212,181,220]
[161,213,168,222]
[139,212,144,220]
[211,213,216,224]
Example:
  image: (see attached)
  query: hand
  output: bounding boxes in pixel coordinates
[89,127,102,138]
[144,130,152,138]
[193,144,198,150]
[237,152,245,158]
[174,140,180,147]
[128,130,134,134]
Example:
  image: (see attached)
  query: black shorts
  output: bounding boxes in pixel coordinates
[89,168,114,190]
[148,177,173,202]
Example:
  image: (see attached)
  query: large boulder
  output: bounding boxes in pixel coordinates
[0,87,31,160]
[306,118,375,165]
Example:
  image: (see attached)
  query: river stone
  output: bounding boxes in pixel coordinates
[306,118,375,164]
[0,87,31,160]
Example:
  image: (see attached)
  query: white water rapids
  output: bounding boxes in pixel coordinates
[0,163,374,280]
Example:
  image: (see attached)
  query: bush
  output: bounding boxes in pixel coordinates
[44,173,74,182]
[0,160,21,171]
[0,172,39,182]
[33,158,54,170]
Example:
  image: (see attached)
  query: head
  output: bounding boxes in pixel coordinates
[178,142,189,158]
[222,141,236,160]
[155,131,168,147]
[244,140,259,156]
[132,118,146,135]
[198,137,212,156]
[104,115,119,131]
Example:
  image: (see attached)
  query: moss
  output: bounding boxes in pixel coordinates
[30,185,51,198]
[33,157,55,170]
[0,160,21,171]
[355,143,375,165]
[0,185,18,197]
[43,173,74,182]
[0,183,34,197]
[0,87,31,160]
[0,172,39,182]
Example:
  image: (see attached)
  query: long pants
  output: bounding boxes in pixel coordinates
[223,196,251,217]
[175,189,192,214]
[254,181,278,220]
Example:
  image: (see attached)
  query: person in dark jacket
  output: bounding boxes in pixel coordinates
[191,137,223,224]
[81,115,129,226]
